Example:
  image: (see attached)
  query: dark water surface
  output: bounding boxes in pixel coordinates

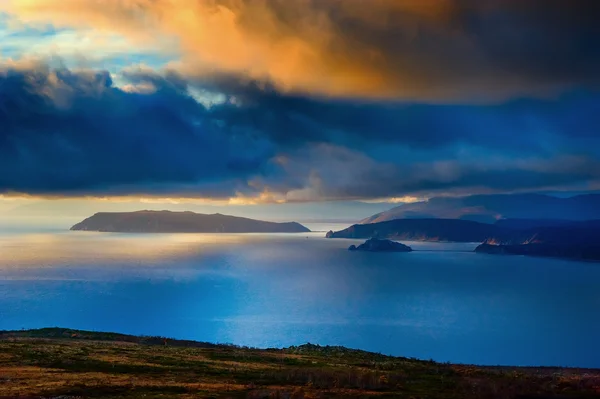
[1,226,599,367]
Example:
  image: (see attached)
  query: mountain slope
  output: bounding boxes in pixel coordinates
[326,219,504,242]
[70,210,310,233]
[484,220,600,246]
[493,218,575,230]
[360,194,600,224]
[476,221,600,261]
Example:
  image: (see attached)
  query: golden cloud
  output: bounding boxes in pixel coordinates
[3,1,599,100]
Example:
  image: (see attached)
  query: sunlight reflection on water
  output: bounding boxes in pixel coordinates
[1,230,599,367]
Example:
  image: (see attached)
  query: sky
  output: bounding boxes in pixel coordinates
[1,1,599,221]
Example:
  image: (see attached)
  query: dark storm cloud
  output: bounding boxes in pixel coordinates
[180,0,600,101]
[1,62,599,200]
[261,145,600,201]
[332,157,600,200]
[0,63,275,196]
[206,75,600,154]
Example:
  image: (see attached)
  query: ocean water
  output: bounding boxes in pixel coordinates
[1,226,600,368]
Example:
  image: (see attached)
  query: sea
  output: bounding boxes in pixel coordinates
[1,221,599,368]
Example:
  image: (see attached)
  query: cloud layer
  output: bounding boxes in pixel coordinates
[4,0,600,101]
[1,61,599,201]
[1,1,600,202]
[0,62,276,197]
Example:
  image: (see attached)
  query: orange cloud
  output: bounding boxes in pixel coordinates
[0,0,484,100]
[3,1,599,101]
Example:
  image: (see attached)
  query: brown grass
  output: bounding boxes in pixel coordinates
[1,328,599,398]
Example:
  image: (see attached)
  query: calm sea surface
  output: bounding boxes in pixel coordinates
[1,223,599,367]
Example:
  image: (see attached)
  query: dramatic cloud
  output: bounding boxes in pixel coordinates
[1,61,600,201]
[3,0,600,101]
[206,79,600,154]
[0,61,276,197]
[2,0,600,203]
[258,146,600,202]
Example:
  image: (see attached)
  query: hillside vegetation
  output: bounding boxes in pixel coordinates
[2,328,600,398]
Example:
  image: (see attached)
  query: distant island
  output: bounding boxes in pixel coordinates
[70,210,310,233]
[327,218,600,261]
[348,238,412,252]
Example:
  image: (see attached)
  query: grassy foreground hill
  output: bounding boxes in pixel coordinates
[1,329,600,399]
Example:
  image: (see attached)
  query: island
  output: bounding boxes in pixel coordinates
[328,218,600,261]
[348,238,413,252]
[326,219,502,242]
[70,210,310,233]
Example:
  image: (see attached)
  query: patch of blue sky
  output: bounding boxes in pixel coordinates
[84,52,174,76]
[1,12,178,72]
[0,12,226,109]
[1,12,65,57]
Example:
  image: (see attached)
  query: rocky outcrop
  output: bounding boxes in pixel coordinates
[348,238,412,252]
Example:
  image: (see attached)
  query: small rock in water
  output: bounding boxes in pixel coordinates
[348,238,412,252]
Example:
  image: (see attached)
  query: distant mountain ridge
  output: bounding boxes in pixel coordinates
[70,211,310,233]
[326,218,600,244]
[326,219,504,242]
[492,218,576,230]
[360,194,600,224]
